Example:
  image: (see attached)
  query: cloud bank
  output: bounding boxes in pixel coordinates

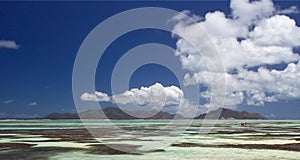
[81,83,183,105]
[81,83,199,117]
[172,0,300,108]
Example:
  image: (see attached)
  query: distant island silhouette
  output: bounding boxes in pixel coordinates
[44,107,266,120]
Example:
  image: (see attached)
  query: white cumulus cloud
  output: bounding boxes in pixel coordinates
[172,0,300,108]
[249,15,300,47]
[80,83,200,118]
[112,83,183,107]
[81,91,110,102]
[230,0,275,25]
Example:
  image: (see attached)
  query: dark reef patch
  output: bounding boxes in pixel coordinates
[0,143,36,150]
[172,142,300,152]
[0,147,82,160]
[87,144,141,154]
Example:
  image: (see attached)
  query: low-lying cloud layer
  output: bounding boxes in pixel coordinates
[81,83,199,117]
[172,0,300,108]
[81,83,183,105]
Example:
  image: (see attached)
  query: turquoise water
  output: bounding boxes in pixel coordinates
[0,120,299,159]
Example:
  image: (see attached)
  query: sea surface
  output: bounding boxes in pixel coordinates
[0,119,299,160]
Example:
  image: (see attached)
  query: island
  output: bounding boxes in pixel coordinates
[44,107,266,120]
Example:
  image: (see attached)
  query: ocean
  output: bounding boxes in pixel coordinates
[0,120,299,160]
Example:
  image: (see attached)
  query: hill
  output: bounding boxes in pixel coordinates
[196,108,266,120]
[45,107,178,119]
[44,112,79,119]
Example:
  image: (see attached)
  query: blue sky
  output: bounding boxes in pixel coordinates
[1,1,300,119]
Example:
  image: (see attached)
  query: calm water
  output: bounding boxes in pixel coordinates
[0,120,299,160]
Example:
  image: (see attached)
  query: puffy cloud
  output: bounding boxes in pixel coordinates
[172,0,300,108]
[112,83,183,107]
[249,15,300,47]
[269,63,300,99]
[0,40,19,49]
[81,83,184,106]
[240,40,299,67]
[246,90,277,106]
[80,83,200,118]
[28,102,38,106]
[230,0,275,25]
[3,99,13,104]
[201,11,248,38]
[81,91,110,102]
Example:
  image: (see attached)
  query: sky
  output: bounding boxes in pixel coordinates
[1,0,300,119]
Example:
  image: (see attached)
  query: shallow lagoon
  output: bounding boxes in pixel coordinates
[0,120,299,159]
